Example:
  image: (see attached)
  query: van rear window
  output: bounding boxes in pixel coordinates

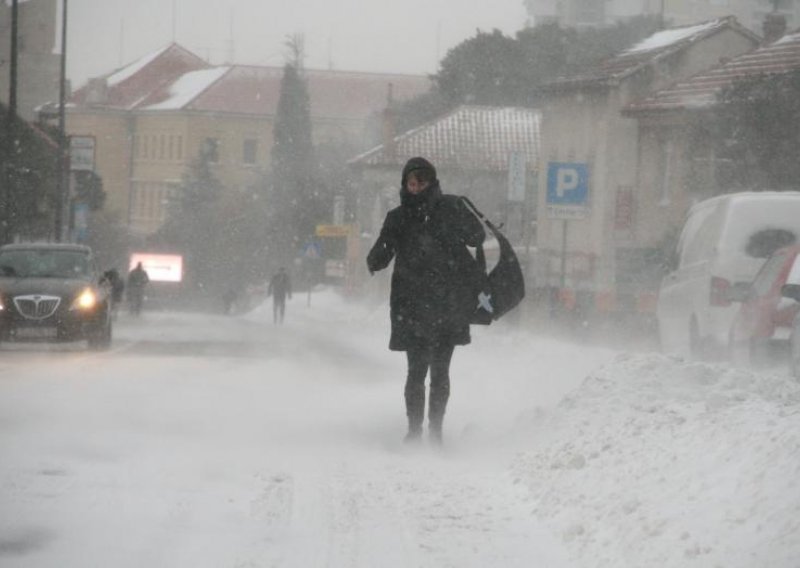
[745,229,797,258]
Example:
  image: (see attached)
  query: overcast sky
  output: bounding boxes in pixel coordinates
[67,0,528,86]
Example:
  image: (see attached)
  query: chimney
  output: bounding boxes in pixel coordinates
[85,77,109,105]
[381,83,397,162]
[762,12,787,44]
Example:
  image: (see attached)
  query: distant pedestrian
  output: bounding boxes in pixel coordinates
[222,287,238,315]
[127,262,150,316]
[267,267,292,324]
[367,157,485,446]
[102,268,125,319]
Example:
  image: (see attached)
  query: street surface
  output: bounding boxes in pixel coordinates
[1,290,798,568]
[0,292,611,567]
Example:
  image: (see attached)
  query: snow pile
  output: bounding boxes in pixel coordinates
[511,353,800,568]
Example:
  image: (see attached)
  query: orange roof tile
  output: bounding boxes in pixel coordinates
[69,44,430,121]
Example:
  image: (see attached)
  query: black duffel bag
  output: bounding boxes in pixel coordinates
[460,196,526,325]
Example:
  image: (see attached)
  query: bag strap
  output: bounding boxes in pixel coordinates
[452,196,489,273]
[459,196,503,241]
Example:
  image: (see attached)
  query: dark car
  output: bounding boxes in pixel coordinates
[0,243,112,350]
[728,244,800,367]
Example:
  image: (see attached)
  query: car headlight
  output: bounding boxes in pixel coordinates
[71,288,97,310]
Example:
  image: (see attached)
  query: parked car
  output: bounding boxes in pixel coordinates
[657,191,800,358]
[728,245,800,366]
[0,243,112,350]
[780,282,800,378]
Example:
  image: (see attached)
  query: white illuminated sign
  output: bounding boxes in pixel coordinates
[129,253,183,283]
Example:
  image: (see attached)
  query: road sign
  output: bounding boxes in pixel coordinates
[315,224,351,237]
[303,241,321,259]
[69,136,95,171]
[546,162,589,219]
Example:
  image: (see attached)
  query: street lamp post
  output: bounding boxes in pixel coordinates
[54,0,69,242]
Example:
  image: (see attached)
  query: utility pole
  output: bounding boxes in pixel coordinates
[8,0,18,115]
[1,0,20,244]
[54,0,68,242]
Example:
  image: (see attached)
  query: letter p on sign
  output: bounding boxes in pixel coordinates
[556,169,579,197]
[547,162,589,206]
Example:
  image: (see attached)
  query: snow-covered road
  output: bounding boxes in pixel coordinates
[1,289,798,567]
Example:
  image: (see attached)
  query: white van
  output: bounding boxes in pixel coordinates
[657,192,800,357]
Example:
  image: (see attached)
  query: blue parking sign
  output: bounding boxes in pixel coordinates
[547,162,589,206]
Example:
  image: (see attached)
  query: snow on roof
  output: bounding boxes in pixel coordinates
[626,32,800,114]
[142,67,230,110]
[106,46,171,87]
[68,43,429,118]
[350,105,541,172]
[623,21,721,54]
[545,17,753,90]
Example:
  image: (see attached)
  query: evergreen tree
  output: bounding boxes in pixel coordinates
[156,146,225,295]
[0,104,58,242]
[73,170,106,211]
[435,29,527,106]
[715,69,800,190]
[394,17,661,130]
[270,59,323,262]
[174,143,223,215]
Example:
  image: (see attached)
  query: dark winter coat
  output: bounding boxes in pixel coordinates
[367,180,485,351]
[268,271,291,302]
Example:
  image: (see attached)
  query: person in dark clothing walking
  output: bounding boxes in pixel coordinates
[127,262,150,316]
[101,268,125,319]
[268,267,292,324]
[367,157,485,445]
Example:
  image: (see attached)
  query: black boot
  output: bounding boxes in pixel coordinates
[428,384,449,446]
[404,381,425,443]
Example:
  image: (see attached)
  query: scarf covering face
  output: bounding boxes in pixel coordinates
[399,157,440,220]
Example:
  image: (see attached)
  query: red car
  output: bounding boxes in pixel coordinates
[728,245,800,366]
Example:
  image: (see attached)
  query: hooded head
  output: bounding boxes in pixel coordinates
[401,157,437,190]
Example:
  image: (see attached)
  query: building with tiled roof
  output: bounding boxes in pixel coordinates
[545,17,759,91]
[47,43,431,236]
[349,105,540,258]
[625,30,800,113]
[350,105,540,172]
[618,28,800,257]
[523,0,799,36]
[535,17,760,315]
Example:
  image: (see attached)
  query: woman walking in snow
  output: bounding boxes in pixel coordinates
[367,157,485,445]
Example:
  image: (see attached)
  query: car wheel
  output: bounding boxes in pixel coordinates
[790,333,800,379]
[689,318,705,360]
[729,335,754,368]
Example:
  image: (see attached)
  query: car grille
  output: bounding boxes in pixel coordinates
[13,295,61,320]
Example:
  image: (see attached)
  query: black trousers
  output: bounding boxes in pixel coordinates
[272,298,286,324]
[405,343,455,432]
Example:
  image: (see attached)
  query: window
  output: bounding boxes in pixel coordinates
[176,136,183,161]
[243,139,258,164]
[159,135,165,160]
[751,251,787,297]
[168,135,174,160]
[679,204,718,268]
[203,138,220,163]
